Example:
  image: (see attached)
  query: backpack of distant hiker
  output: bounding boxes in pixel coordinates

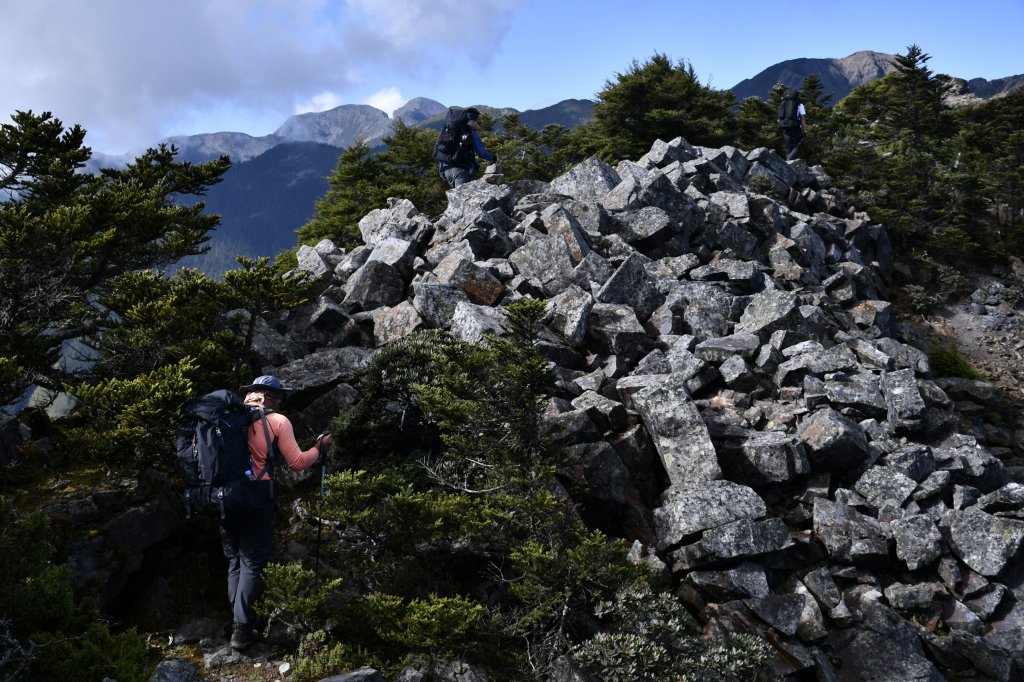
[175,389,276,518]
[433,106,475,165]
[778,90,801,129]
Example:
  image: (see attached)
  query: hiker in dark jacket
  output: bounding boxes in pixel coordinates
[779,88,807,161]
[438,107,497,188]
[222,375,330,650]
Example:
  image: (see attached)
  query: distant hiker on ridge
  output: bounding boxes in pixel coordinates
[433,106,497,188]
[778,87,807,161]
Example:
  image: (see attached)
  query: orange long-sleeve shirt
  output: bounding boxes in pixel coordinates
[247,410,320,479]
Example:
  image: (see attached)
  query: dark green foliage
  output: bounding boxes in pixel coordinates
[0,110,230,406]
[376,119,450,217]
[89,268,241,384]
[363,592,488,655]
[951,91,1024,255]
[63,359,197,464]
[817,44,1024,266]
[571,53,737,162]
[885,45,952,154]
[735,91,778,153]
[929,344,984,380]
[1,109,313,471]
[414,298,554,493]
[257,562,343,634]
[268,299,645,677]
[0,497,148,682]
[298,120,453,251]
[332,329,455,472]
[794,74,834,164]
[486,113,575,182]
[290,630,386,682]
[223,256,313,378]
[735,77,833,163]
[296,139,387,248]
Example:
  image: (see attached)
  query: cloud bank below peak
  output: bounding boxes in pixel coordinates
[0,0,527,154]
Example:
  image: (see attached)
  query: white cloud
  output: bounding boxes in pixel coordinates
[295,92,346,115]
[364,88,404,116]
[343,0,525,61]
[0,0,528,154]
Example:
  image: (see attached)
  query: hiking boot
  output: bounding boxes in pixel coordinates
[230,623,259,650]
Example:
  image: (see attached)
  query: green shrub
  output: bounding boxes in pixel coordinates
[932,263,972,299]
[0,497,148,682]
[280,299,644,677]
[290,630,384,682]
[999,285,1023,306]
[572,583,777,682]
[257,562,343,637]
[746,173,781,198]
[898,284,935,313]
[929,344,984,379]
[366,593,488,656]
[62,358,197,464]
[929,227,980,262]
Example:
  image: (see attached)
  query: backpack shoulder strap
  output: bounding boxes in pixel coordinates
[248,407,278,487]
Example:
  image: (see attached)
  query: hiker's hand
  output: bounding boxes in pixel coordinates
[317,433,332,457]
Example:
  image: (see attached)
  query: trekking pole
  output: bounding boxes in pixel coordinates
[313,432,330,578]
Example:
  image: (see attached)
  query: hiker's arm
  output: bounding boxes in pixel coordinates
[471,131,496,162]
[268,413,320,470]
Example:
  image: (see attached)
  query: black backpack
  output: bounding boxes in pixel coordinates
[175,389,276,518]
[778,91,801,129]
[433,106,474,165]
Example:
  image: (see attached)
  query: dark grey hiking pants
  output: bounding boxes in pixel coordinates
[219,500,275,628]
[782,125,804,160]
[441,164,470,187]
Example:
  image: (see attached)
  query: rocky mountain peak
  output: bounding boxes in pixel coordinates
[392,97,447,125]
[833,49,897,83]
[730,50,898,103]
[273,103,391,148]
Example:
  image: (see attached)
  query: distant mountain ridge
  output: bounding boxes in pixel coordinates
[141,97,594,169]
[958,75,1024,99]
[124,51,1019,276]
[729,50,898,103]
[164,97,596,274]
[729,49,1024,103]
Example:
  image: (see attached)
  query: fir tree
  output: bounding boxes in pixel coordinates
[573,53,737,162]
[0,110,230,407]
[297,139,387,249]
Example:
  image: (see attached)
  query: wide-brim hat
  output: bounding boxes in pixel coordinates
[239,375,288,395]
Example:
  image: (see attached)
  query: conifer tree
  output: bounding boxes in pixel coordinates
[486,113,573,182]
[734,92,777,153]
[886,45,951,154]
[0,110,230,407]
[375,119,448,218]
[223,256,313,379]
[573,53,737,161]
[268,300,646,677]
[296,139,386,249]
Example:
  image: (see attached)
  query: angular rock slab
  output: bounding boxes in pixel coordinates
[948,508,1024,577]
[653,479,766,550]
[797,407,871,473]
[634,379,721,486]
[812,497,889,563]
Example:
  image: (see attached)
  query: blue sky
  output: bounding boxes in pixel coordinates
[2,0,1022,156]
